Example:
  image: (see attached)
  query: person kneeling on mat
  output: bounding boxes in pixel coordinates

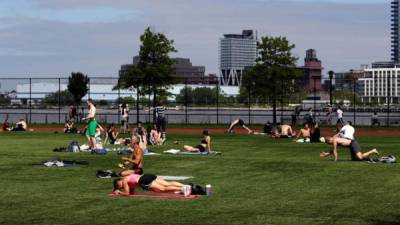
[112,173,192,197]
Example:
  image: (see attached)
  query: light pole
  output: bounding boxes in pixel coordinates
[328,70,334,106]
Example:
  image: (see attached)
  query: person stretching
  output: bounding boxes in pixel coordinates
[112,173,191,196]
[184,130,212,154]
[226,119,253,134]
[320,136,379,161]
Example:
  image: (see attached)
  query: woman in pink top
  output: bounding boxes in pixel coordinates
[113,173,190,196]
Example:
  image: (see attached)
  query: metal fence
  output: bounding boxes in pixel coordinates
[0,76,399,126]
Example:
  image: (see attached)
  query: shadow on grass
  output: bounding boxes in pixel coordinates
[368,215,400,225]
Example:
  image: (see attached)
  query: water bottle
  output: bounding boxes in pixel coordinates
[206,184,212,196]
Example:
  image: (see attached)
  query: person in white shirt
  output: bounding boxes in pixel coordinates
[336,106,344,126]
[335,121,355,140]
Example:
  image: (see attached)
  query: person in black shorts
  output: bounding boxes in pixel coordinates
[112,173,191,196]
[226,119,253,134]
[320,136,379,161]
[183,130,212,154]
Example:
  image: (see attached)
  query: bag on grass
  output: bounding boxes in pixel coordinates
[190,184,207,195]
[91,149,108,155]
[380,155,396,164]
[68,141,80,153]
[96,170,119,178]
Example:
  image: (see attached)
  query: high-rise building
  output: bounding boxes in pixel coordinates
[219,30,257,86]
[392,0,400,63]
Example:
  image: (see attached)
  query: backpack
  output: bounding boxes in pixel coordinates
[91,149,108,155]
[96,170,119,178]
[67,141,80,153]
[190,184,207,195]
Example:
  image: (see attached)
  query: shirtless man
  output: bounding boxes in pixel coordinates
[83,98,97,150]
[295,123,311,142]
[272,123,294,138]
[120,135,144,175]
[320,136,378,161]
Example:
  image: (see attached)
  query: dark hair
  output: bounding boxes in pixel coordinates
[113,179,121,191]
[88,98,93,104]
[137,121,142,125]
[203,129,209,136]
[347,121,353,126]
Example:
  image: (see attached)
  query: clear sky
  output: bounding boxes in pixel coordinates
[0,0,390,77]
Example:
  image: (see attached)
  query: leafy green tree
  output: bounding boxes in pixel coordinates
[116,27,177,122]
[43,90,75,106]
[241,36,300,124]
[0,94,10,105]
[67,72,89,105]
[175,87,227,105]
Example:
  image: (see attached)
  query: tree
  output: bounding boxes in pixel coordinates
[43,90,74,106]
[176,87,226,105]
[240,36,300,124]
[67,72,89,105]
[116,27,177,122]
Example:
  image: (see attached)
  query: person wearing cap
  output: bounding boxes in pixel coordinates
[184,130,212,154]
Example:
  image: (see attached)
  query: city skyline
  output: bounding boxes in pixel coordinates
[0,0,390,78]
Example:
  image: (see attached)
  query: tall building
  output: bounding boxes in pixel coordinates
[297,49,323,93]
[219,30,257,86]
[392,0,400,63]
[119,56,212,84]
[358,67,400,103]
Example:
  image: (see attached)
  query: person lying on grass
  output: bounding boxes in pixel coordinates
[183,129,212,154]
[120,135,144,175]
[320,136,379,161]
[112,173,191,196]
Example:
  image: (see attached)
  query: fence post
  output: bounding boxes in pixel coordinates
[353,78,356,126]
[387,74,390,127]
[58,78,61,124]
[29,78,32,124]
[88,79,90,100]
[118,86,120,124]
[248,86,251,125]
[185,80,188,124]
[216,82,219,125]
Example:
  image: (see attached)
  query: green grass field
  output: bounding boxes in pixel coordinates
[0,131,399,225]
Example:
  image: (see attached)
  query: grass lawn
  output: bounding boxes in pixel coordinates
[0,131,399,225]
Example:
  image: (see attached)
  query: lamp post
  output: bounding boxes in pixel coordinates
[328,70,334,106]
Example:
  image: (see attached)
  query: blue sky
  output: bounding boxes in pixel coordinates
[0,0,391,77]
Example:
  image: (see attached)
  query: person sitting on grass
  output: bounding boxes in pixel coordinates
[310,123,321,143]
[149,124,162,145]
[295,123,311,142]
[120,135,144,175]
[2,119,11,132]
[184,130,212,154]
[272,123,295,138]
[226,119,253,134]
[320,136,379,161]
[12,119,27,131]
[107,123,119,145]
[112,173,191,196]
[64,120,76,133]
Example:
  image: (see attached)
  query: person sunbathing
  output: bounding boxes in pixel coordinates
[272,124,295,138]
[184,130,211,154]
[295,123,311,142]
[320,136,379,161]
[112,173,191,196]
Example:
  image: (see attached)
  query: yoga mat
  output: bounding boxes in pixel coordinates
[110,193,201,199]
[157,175,193,181]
